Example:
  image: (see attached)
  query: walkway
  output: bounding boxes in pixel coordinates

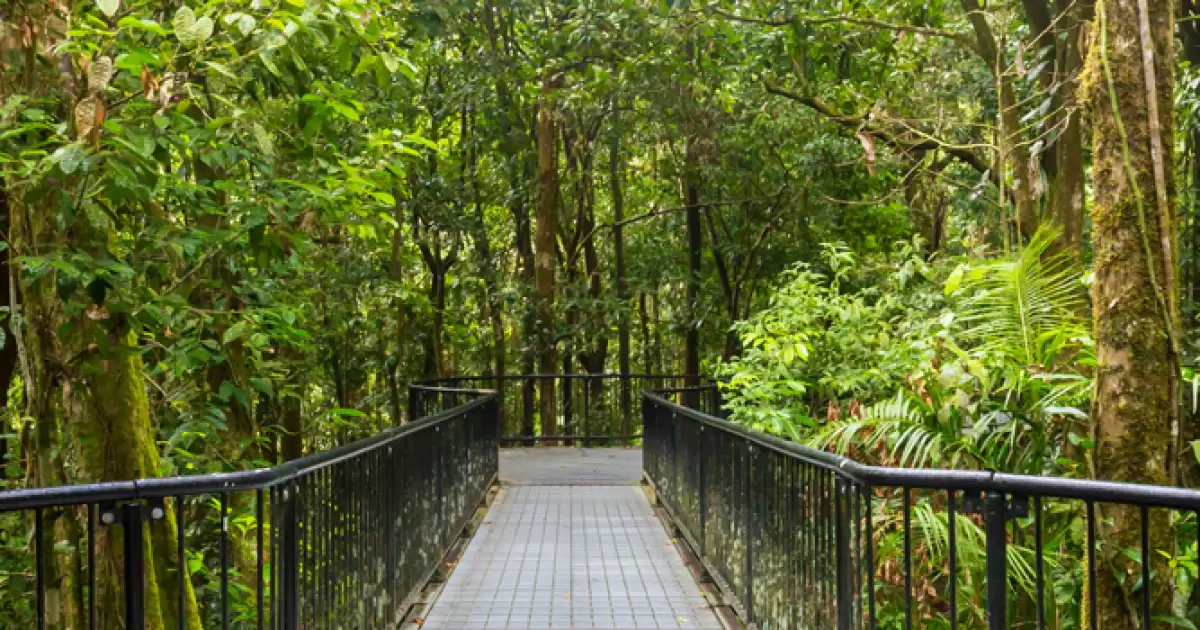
[419,449,723,630]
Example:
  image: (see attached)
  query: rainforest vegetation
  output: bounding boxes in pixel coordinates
[1,0,1199,626]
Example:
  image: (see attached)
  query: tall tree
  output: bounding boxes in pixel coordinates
[535,71,560,440]
[1085,0,1177,624]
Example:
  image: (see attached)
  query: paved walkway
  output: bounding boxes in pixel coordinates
[499,448,643,486]
[419,449,722,630]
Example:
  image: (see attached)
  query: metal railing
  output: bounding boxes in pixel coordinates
[643,390,1200,629]
[413,373,702,445]
[0,390,498,629]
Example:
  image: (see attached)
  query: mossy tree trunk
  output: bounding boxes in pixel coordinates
[1084,0,1176,625]
[65,331,202,629]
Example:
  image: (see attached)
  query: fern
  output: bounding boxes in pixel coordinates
[955,225,1090,370]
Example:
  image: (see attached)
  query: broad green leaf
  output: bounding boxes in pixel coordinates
[328,101,360,122]
[118,17,167,36]
[96,0,120,17]
[944,264,964,295]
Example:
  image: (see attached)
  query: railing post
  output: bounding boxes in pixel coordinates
[100,501,165,630]
[408,388,419,424]
[619,373,631,440]
[698,425,706,558]
[984,491,1007,630]
[281,483,300,630]
[834,479,852,630]
[120,502,146,630]
[582,377,590,448]
[743,443,754,624]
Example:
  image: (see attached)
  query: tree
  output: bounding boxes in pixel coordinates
[1085,0,1177,624]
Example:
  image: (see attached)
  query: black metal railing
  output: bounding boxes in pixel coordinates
[413,373,701,445]
[643,391,1200,629]
[0,390,498,629]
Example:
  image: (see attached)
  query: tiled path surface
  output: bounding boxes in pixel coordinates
[419,450,722,630]
[499,448,643,486]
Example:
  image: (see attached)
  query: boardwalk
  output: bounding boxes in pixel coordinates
[419,449,723,630]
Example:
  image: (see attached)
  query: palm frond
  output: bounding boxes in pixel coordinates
[955,225,1089,368]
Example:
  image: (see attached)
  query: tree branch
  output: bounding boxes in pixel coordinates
[706,6,979,54]
[763,82,998,182]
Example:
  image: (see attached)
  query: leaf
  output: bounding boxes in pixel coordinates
[380,52,400,73]
[88,56,114,92]
[118,17,167,36]
[96,0,120,17]
[1152,616,1198,630]
[53,144,86,175]
[190,16,214,43]
[944,265,965,296]
[205,61,238,81]
[224,12,257,36]
[174,7,213,47]
[372,191,396,205]
[855,131,876,175]
[252,122,274,156]
[172,6,196,36]
[328,101,360,122]
[74,97,99,141]
[223,321,249,343]
[116,49,159,70]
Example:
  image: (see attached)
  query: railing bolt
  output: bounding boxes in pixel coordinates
[150,505,165,521]
[100,511,115,525]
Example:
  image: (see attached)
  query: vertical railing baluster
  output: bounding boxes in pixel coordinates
[983,491,1007,630]
[281,482,299,630]
[1140,505,1151,630]
[1033,495,1043,630]
[903,488,912,630]
[948,490,957,630]
[121,502,146,630]
[35,507,44,630]
[582,376,590,447]
[1087,500,1098,630]
[89,503,97,630]
[744,442,754,624]
[221,491,229,630]
[834,478,852,630]
[864,484,875,630]
[257,488,265,630]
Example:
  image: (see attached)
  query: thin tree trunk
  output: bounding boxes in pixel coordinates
[682,37,702,406]
[535,72,560,441]
[610,105,632,434]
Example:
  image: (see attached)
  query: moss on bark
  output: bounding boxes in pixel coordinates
[1083,0,1177,625]
[67,331,202,629]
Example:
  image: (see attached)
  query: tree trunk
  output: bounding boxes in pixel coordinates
[535,72,560,441]
[961,0,1039,240]
[1047,0,1088,257]
[682,38,702,406]
[611,106,633,434]
[66,332,202,629]
[1085,0,1176,624]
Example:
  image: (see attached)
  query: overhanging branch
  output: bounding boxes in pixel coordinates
[763,82,1000,188]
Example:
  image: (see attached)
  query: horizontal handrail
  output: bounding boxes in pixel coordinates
[0,390,498,512]
[417,373,696,383]
[411,373,704,444]
[646,392,1200,509]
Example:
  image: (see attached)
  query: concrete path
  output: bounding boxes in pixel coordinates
[499,448,643,486]
[418,449,722,630]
